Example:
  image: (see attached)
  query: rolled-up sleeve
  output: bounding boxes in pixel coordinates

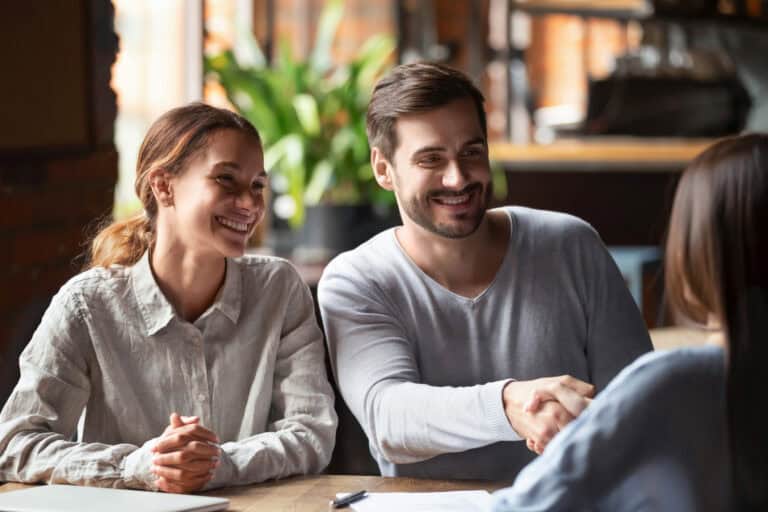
[0,289,156,489]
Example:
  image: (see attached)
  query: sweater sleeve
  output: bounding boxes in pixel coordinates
[0,289,157,490]
[206,272,337,488]
[576,226,654,390]
[318,260,519,466]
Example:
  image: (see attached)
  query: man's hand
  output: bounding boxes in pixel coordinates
[502,375,595,455]
[151,413,221,493]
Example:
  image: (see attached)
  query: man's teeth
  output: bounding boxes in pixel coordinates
[435,194,469,205]
[217,217,249,232]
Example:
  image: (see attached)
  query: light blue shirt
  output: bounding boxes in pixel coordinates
[492,345,730,511]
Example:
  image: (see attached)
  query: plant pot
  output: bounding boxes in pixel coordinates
[294,204,399,262]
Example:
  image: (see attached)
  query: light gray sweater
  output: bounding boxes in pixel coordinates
[318,207,652,481]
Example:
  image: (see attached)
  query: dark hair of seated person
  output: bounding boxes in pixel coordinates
[664,132,768,508]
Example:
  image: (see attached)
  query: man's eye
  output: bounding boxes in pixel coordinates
[460,147,484,157]
[251,181,265,191]
[216,175,234,186]
[418,155,442,167]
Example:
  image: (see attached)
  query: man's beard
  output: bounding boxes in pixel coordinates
[401,182,493,239]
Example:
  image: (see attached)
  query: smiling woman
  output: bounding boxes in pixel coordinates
[0,103,338,494]
[148,129,267,267]
[92,105,262,264]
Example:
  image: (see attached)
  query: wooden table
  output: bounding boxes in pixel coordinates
[0,474,505,512]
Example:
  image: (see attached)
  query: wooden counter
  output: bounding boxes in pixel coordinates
[489,139,713,171]
[488,139,714,246]
[511,0,651,18]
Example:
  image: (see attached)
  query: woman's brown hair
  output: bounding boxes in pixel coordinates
[88,103,260,269]
[665,133,768,508]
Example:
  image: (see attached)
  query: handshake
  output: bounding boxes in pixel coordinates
[502,375,595,455]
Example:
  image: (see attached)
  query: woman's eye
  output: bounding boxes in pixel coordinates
[251,181,265,192]
[216,175,234,186]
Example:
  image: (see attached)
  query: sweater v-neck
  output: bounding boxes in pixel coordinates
[390,209,518,306]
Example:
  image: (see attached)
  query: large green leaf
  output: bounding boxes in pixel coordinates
[234,23,266,68]
[305,159,334,205]
[292,94,321,136]
[356,34,396,89]
[265,134,308,226]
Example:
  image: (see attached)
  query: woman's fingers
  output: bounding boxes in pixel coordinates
[152,460,215,481]
[153,435,218,454]
[152,442,220,465]
[169,413,183,428]
[161,413,198,437]
[153,423,220,453]
[174,422,219,442]
[155,474,211,494]
[156,476,185,494]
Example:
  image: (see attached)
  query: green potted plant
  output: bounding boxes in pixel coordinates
[205,0,396,258]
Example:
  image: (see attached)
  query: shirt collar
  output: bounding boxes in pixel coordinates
[131,253,243,335]
[212,257,242,325]
[131,251,176,336]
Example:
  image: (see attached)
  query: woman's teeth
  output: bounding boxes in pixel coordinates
[217,216,249,232]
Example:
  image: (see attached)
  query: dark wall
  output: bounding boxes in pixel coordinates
[503,168,681,247]
[0,1,119,407]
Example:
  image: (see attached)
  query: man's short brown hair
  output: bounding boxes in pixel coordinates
[366,62,487,162]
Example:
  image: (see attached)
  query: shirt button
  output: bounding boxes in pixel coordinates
[197,394,207,402]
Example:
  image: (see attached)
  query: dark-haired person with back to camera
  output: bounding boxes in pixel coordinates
[317,62,652,481]
[492,133,768,511]
[0,103,337,493]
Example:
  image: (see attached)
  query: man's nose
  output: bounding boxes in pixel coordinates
[442,160,469,189]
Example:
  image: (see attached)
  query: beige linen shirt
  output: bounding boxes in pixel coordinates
[0,252,337,490]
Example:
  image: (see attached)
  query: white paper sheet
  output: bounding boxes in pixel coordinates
[335,490,492,512]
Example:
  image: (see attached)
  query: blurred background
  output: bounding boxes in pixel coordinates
[1,0,767,409]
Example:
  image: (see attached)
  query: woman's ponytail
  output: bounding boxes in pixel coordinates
[87,212,154,269]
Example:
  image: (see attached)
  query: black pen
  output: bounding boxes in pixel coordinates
[330,489,368,508]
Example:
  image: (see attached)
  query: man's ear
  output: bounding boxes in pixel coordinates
[371,147,394,191]
[148,168,174,207]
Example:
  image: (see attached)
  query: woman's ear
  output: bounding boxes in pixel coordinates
[371,147,394,191]
[148,168,174,207]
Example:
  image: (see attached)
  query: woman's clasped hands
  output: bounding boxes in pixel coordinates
[151,413,221,493]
